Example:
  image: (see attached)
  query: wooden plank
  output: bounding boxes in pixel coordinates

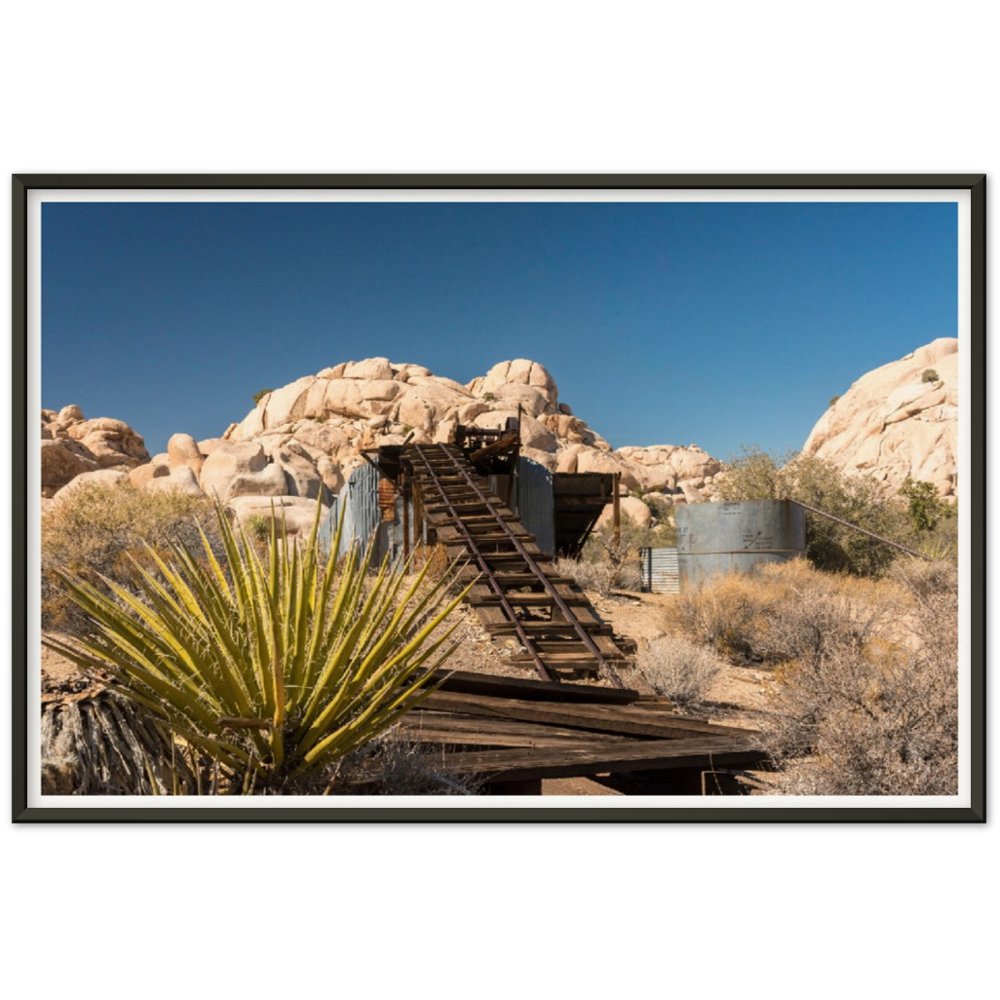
[430,669,641,704]
[395,711,637,748]
[473,572,574,586]
[420,691,759,741]
[485,621,614,635]
[431,737,769,782]
[468,592,590,608]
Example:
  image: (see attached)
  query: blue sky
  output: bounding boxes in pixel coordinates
[41,200,957,462]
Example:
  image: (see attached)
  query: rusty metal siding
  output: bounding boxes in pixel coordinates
[675,500,806,590]
[378,477,397,521]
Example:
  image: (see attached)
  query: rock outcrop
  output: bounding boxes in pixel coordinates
[42,358,726,521]
[41,341,961,536]
[800,338,958,498]
[41,406,149,497]
[215,357,724,509]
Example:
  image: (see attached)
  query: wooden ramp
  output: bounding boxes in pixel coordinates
[377,671,768,793]
[405,443,633,687]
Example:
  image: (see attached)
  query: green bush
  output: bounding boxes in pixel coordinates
[899,477,955,533]
[252,388,274,406]
[245,513,272,543]
[717,446,908,576]
[921,369,940,384]
[828,395,840,408]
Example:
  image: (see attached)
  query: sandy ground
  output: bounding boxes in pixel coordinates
[40,636,107,703]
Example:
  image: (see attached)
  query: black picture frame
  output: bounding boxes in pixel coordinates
[12,173,986,823]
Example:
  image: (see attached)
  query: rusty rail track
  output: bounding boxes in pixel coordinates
[406,443,628,687]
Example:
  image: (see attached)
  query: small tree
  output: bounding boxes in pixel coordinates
[899,477,954,533]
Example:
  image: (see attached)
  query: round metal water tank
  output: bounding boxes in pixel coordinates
[675,500,806,590]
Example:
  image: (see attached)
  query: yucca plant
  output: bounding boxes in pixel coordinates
[43,502,472,792]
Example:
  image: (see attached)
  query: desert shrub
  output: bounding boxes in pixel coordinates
[921,368,940,383]
[667,559,904,665]
[761,582,958,795]
[554,556,614,596]
[828,395,840,408]
[666,570,779,663]
[908,511,959,562]
[41,482,223,636]
[638,635,724,708]
[554,555,641,596]
[326,734,485,795]
[44,504,472,793]
[252,388,274,405]
[717,446,908,576]
[636,493,677,543]
[739,564,956,795]
[579,514,672,593]
[666,558,957,794]
[761,584,898,670]
[888,555,958,598]
[245,512,271,543]
[899,477,955,534]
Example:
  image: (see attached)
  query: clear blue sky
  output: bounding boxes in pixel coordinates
[41,200,957,462]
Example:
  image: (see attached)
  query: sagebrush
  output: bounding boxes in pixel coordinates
[637,635,724,708]
[667,559,958,795]
[42,482,223,635]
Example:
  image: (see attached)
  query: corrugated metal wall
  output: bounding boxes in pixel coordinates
[319,463,385,564]
[639,547,680,594]
[487,457,556,555]
[515,457,555,555]
[319,463,416,567]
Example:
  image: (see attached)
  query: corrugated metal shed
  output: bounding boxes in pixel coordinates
[319,461,419,567]
[639,547,680,594]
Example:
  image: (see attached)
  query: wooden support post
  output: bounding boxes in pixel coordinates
[613,471,621,549]
[412,481,425,563]
[402,472,410,561]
